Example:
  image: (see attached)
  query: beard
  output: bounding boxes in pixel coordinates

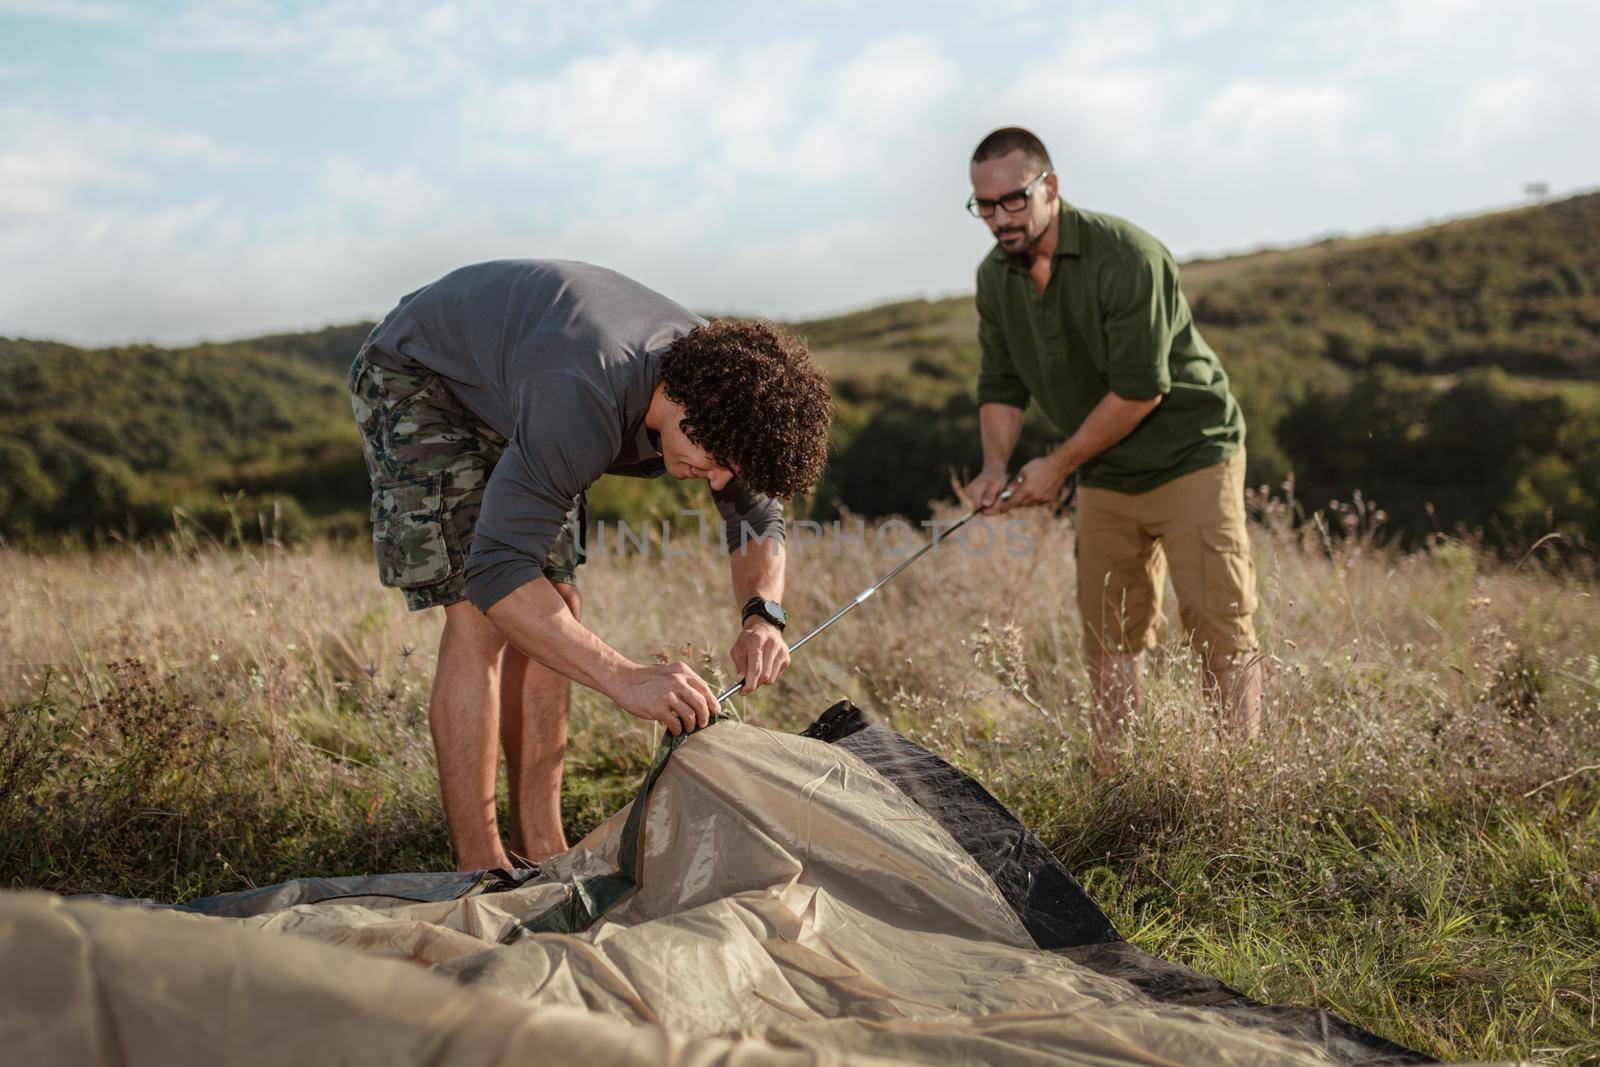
[995,217,1045,260]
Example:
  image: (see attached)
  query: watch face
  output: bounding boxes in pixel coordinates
[763,600,786,624]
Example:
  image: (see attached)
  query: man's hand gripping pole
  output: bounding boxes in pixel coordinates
[715,486,1014,704]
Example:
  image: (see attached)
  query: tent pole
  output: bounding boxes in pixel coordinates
[717,487,1014,704]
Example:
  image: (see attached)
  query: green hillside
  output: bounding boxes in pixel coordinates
[0,337,358,540]
[802,192,1600,546]
[799,191,1600,381]
[3,191,1599,549]
[1186,192,1600,377]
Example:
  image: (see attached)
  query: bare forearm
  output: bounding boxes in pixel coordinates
[729,536,785,608]
[1054,392,1161,473]
[486,578,637,699]
[979,403,1025,473]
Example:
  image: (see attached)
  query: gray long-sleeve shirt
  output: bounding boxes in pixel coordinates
[365,259,785,612]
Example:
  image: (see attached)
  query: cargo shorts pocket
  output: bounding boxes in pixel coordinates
[370,472,458,589]
[1201,534,1258,618]
[380,377,445,456]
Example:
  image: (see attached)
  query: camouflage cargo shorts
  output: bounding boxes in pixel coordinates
[348,343,585,612]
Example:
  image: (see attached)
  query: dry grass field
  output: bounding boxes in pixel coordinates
[3,496,1599,1063]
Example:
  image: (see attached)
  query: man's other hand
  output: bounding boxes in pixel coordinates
[614,661,719,735]
[962,468,1011,513]
[999,453,1072,512]
[730,618,790,694]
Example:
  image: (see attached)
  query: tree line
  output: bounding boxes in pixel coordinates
[4,192,1597,552]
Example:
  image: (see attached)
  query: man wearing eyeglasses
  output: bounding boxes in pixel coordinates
[959,127,1260,773]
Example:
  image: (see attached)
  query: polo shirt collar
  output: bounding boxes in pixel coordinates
[1055,202,1082,258]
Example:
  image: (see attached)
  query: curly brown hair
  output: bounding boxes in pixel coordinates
[659,319,831,498]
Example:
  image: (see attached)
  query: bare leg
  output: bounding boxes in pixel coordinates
[1205,649,1262,740]
[501,583,580,864]
[430,600,512,872]
[1089,649,1143,775]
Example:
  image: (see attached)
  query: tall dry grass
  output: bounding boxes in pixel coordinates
[2,499,1597,1061]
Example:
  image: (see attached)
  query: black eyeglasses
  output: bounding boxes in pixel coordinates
[966,170,1051,219]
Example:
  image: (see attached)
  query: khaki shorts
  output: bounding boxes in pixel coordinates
[1075,450,1258,657]
[348,345,585,612]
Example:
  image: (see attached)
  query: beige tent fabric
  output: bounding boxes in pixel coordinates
[0,891,857,1067]
[2,722,1402,1066]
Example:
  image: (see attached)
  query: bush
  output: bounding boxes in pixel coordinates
[824,393,1057,520]
[1279,368,1600,550]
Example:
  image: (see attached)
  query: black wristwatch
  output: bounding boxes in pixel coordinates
[741,597,787,631]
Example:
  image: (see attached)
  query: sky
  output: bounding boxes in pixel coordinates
[2,0,1597,346]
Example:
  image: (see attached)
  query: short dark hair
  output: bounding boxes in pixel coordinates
[659,319,832,499]
[971,127,1053,173]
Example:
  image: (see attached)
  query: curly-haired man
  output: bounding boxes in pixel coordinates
[350,260,831,870]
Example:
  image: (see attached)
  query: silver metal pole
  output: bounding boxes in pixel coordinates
[716,488,1013,704]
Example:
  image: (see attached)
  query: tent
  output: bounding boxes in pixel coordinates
[1,701,1433,1066]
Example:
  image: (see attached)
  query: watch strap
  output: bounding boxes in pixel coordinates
[741,596,785,629]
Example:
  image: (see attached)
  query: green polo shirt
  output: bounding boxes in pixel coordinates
[975,203,1244,494]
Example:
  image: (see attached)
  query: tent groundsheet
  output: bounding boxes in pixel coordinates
[2,701,1438,1066]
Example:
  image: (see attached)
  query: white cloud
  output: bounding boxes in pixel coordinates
[1167,0,1241,37]
[0,0,123,20]
[0,106,239,219]
[463,33,960,186]
[1287,0,1467,76]
[313,156,447,230]
[461,40,811,176]
[1455,75,1561,150]
[0,180,488,344]
[160,0,659,95]
[1001,65,1181,171]
[8,3,1600,347]
[1294,0,1600,87]
[472,48,714,169]
[0,112,458,342]
[1186,79,1362,163]
[981,5,1192,177]
[0,126,975,345]
[784,34,961,182]
[162,0,465,94]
